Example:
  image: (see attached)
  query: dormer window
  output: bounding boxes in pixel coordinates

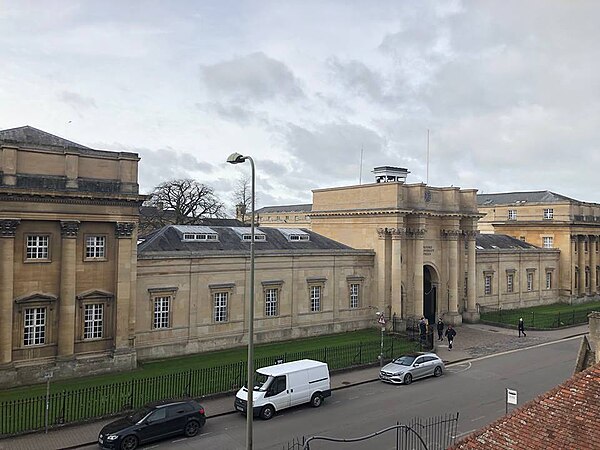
[242,234,266,242]
[289,234,310,241]
[182,233,218,241]
[278,228,310,242]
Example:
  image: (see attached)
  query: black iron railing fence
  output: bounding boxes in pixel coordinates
[479,306,595,329]
[1,337,414,437]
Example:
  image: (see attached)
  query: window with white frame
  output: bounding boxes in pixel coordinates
[23,307,46,346]
[546,272,552,290]
[85,235,106,259]
[484,274,492,295]
[265,288,279,316]
[508,209,517,220]
[542,236,553,249]
[507,273,514,293]
[543,208,554,219]
[350,283,360,309]
[83,304,103,339]
[213,292,228,322]
[153,296,171,329]
[527,272,534,291]
[26,235,49,260]
[310,286,321,312]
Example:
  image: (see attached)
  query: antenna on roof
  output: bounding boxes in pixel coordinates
[426,129,430,185]
[359,145,364,184]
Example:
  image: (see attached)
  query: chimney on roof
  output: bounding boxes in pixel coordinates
[372,166,410,184]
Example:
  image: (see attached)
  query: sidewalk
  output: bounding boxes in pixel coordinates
[0,322,589,450]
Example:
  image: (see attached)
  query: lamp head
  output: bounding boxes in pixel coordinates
[375,311,382,316]
[227,152,246,164]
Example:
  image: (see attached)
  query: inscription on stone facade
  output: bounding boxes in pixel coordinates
[423,245,434,256]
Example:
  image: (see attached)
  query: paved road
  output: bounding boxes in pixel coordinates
[78,337,581,450]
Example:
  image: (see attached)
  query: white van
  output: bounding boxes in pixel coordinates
[234,359,331,420]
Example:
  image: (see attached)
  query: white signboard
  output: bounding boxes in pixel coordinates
[378,314,386,325]
[506,388,518,405]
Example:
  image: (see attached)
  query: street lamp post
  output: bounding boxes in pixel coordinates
[227,152,255,450]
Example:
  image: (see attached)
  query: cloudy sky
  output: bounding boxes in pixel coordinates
[1,0,599,212]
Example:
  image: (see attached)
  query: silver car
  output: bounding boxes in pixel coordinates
[379,352,445,385]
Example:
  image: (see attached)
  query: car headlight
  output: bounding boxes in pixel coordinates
[107,435,119,441]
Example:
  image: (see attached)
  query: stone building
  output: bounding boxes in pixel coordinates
[478,191,600,301]
[135,225,374,361]
[254,204,312,229]
[0,126,144,386]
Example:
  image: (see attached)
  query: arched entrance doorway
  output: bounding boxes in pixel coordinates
[423,265,438,325]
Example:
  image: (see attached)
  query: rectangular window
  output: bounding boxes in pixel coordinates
[520,236,526,241]
[543,208,554,219]
[507,274,514,293]
[85,236,106,259]
[26,235,49,259]
[585,241,589,252]
[213,292,228,322]
[546,272,552,290]
[350,284,360,309]
[265,288,279,316]
[508,209,517,220]
[585,268,590,288]
[484,275,492,295]
[527,272,534,291]
[84,304,103,339]
[310,286,321,312]
[24,307,46,346]
[542,237,553,249]
[153,296,171,329]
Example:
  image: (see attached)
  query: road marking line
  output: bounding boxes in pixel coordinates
[172,438,187,443]
[454,429,477,439]
[471,415,485,422]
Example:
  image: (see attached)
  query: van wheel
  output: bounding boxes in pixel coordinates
[260,405,275,420]
[310,393,323,408]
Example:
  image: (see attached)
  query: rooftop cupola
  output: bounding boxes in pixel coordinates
[372,166,410,183]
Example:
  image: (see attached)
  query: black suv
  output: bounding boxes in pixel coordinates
[98,399,206,450]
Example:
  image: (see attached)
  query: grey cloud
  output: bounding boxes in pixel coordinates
[326,57,386,102]
[200,52,304,103]
[59,91,97,112]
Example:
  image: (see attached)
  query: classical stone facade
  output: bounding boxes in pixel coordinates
[135,225,375,360]
[0,126,145,387]
[478,191,600,301]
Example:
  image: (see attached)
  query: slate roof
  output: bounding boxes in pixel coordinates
[255,204,313,214]
[477,190,577,206]
[0,125,91,150]
[476,234,541,250]
[450,361,600,450]
[138,225,355,254]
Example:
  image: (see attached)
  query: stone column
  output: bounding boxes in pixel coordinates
[115,222,135,351]
[578,235,586,296]
[58,220,79,358]
[571,235,577,298]
[376,228,390,314]
[390,227,404,318]
[464,229,479,322]
[411,224,426,319]
[591,235,598,295]
[442,227,462,325]
[0,219,20,364]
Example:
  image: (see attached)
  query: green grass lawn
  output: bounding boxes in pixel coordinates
[480,300,600,328]
[0,329,408,403]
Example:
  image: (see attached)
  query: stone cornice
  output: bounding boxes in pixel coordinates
[310,208,411,218]
[0,218,20,237]
[0,191,146,207]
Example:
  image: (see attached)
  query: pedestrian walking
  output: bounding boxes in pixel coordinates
[518,317,527,337]
[436,318,445,341]
[419,317,427,344]
[445,324,457,350]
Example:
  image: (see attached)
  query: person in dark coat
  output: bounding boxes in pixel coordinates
[419,317,427,344]
[518,317,527,337]
[436,318,445,341]
[445,325,457,350]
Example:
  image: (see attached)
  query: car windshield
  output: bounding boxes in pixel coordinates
[243,372,271,392]
[129,408,152,423]
[393,355,417,366]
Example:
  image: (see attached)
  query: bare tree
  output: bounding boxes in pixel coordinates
[145,179,226,229]
[231,175,255,224]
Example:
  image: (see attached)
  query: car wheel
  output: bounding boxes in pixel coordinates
[260,404,275,420]
[120,435,138,450]
[434,366,443,377]
[403,373,412,385]
[310,393,323,408]
[184,419,201,437]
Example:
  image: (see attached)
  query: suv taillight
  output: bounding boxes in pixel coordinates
[199,407,205,415]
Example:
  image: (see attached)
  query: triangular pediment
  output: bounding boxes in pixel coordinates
[14,292,58,304]
[0,126,90,150]
[76,289,114,300]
